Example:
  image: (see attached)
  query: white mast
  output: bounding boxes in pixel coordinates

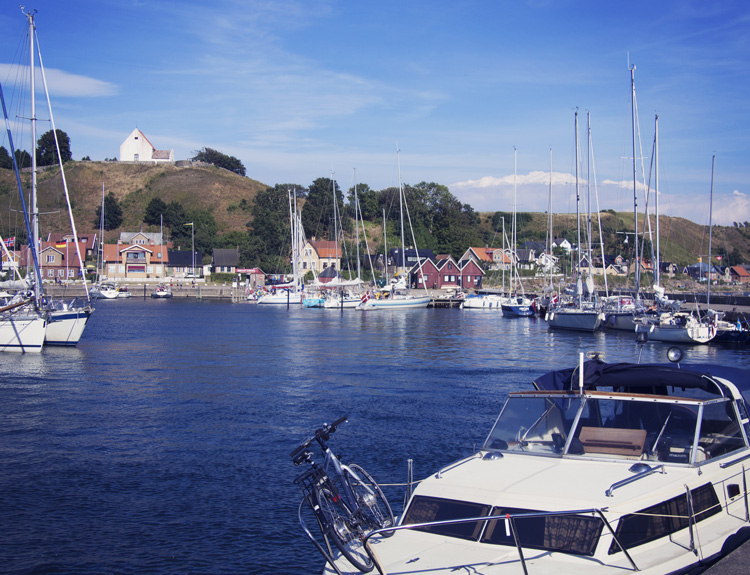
[707,154,715,309]
[574,109,582,302]
[397,146,406,277]
[630,65,640,299]
[654,115,660,288]
[26,10,43,301]
[354,169,360,280]
[512,146,517,295]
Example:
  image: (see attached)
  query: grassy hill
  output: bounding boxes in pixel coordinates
[0,161,266,244]
[1,161,749,267]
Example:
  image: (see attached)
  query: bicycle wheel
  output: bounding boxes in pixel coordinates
[315,486,374,572]
[347,464,396,537]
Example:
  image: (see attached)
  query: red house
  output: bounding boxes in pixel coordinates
[459,259,485,289]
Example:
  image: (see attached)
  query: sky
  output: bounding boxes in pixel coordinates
[1,0,749,227]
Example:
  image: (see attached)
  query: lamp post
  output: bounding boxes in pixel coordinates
[185,222,194,277]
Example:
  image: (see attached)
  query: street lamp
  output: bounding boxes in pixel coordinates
[184,222,194,277]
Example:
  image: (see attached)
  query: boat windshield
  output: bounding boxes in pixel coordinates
[484,393,747,464]
[484,395,582,455]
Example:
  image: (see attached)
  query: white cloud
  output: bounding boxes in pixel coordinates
[0,64,118,98]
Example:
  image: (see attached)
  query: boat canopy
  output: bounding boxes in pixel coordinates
[533,360,750,409]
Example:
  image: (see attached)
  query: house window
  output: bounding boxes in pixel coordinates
[46,255,55,263]
[47,269,54,277]
[134,153,139,162]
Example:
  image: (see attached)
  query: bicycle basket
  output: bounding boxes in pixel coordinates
[294,465,327,498]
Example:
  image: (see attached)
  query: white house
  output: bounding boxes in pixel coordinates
[119,129,174,163]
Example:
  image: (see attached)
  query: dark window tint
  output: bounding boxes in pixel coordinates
[610,483,720,554]
[482,508,603,556]
[402,496,490,541]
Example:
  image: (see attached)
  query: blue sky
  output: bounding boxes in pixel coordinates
[1,0,749,227]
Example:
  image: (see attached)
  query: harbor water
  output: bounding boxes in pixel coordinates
[2,299,749,574]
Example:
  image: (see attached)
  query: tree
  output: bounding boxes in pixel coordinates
[37,129,72,166]
[247,184,295,269]
[0,146,12,169]
[14,149,31,170]
[144,198,168,226]
[302,177,347,241]
[94,192,123,230]
[192,147,246,176]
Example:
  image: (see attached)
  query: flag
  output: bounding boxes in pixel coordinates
[56,242,66,248]
[716,255,722,261]
[6,236,14,248]
[361,290,371,303]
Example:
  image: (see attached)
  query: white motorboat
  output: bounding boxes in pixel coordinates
[150,284,172,299]
[462,294,504,309]
[322,355,750,574]
[90,282,120,300]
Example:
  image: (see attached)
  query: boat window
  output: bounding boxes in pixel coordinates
[698,400,746,460]
[484,396,582,455]
[570,399,698,463]
[610,483,720,554]
[402,496,491,541]
[481,507,603,556]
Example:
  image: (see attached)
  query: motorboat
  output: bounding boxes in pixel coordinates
[150,284,172,299]
[322,354,750,574]
[90,282,120,300]
[462,293,504,309]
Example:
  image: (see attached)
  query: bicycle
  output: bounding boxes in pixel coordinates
[291,415,395,573]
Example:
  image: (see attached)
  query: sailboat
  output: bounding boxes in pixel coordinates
[631,113,714,344]
[546,111,604,331]
[257,188,305,305]
[357,148,430,310]
[89,184,119,300]
[501,147,534,317]
[23,11,94,345]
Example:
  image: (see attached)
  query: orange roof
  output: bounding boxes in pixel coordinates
[468,247,493,262]
[310,240,341,259]
[731,265,750,277]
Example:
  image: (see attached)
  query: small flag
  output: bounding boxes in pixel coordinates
[56,242,66,248]
[6,236,14,248]
[716,255,722,261]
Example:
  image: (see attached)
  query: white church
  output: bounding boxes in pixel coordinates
[119,128,174,163]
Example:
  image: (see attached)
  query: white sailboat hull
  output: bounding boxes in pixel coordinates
[358,295,431,310]
[635,321,715,344]
[0,313,46,353]
[546,309,603,331]
[45,307,92,346]
[463,295,504,309]
[257,291,303,305]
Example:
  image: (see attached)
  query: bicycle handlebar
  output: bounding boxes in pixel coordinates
[290,415,348,461]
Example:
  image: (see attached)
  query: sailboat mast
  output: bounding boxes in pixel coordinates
[654,115,660,288]
[397,146,406,277]
[383,208,388,283]
[354,169,360,280]
[575,108,581,297]
[27,10,43,300]
[586,112,593,285]
[708,154,715,309]
[630,65,640,298]
[513,146,517,294]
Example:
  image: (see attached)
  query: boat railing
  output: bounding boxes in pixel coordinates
[606,464,665,497]
[362,507,639,575]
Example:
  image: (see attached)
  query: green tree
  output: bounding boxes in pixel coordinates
[36,129,72,166]
[0,146,12,169]
[94,191,123,230]
[14,149,31,170]
[192,147,246,176]
[302,177,347,241]
[144,197,168,226]
[247,184,295,269]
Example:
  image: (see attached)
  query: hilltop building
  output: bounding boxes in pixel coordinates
[119,129,174,164]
